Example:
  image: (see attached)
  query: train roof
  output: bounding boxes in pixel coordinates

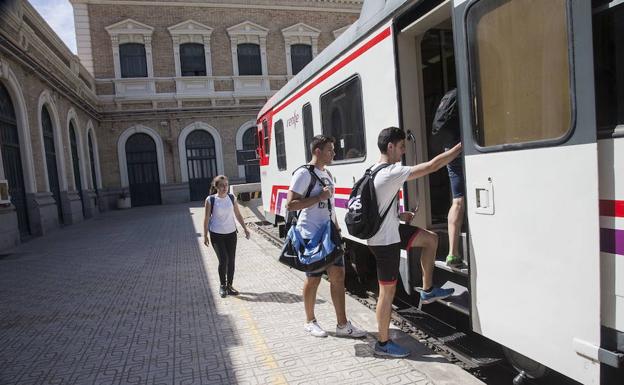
[258,0,412,119]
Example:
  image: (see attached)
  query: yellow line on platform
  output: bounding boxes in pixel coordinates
[238,304,289,385]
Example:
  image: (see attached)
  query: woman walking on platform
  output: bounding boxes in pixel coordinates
[203,175,250,298]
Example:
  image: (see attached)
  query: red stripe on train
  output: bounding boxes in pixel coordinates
[600,200,624,218]
[273,26,392,115]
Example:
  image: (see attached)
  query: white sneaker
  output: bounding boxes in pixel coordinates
[304,319,327,337]
[336,320,367,338]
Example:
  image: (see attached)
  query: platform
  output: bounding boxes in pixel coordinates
[0,202,484,385]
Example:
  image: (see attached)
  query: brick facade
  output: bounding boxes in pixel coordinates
[0,0,362,251]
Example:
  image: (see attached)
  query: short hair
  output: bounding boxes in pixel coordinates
[210,175,228,194]
[377,126,405,154]
[309,135,335,154]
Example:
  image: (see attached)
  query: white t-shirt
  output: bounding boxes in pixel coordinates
[207,195,237,234]
[289,166,335,239]
[367,163,412,246]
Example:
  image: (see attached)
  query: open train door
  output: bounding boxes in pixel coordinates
[453,0,601,383]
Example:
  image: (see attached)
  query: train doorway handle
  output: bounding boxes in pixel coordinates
[474,177,494,215]
[406,130,420,213]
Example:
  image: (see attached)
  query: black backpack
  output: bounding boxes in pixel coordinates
[345,164,396,239]
[431,88,460,146]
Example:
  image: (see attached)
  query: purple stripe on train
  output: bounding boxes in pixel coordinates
[276,191,404,213]
[600,228,624,256]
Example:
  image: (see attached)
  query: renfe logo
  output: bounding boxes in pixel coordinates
[287,111,300,129]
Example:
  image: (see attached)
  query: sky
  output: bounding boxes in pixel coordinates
[30,0,77,54]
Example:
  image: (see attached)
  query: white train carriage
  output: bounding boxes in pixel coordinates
[256,0,623,383]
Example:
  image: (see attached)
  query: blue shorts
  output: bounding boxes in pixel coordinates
[445,147,465,199]
[305,247,345,278]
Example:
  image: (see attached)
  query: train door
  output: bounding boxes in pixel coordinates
[593,1,624,383]
[396,1,471,303]
[453,0,601,384]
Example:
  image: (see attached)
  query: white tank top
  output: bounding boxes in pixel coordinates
[208,195,237,234]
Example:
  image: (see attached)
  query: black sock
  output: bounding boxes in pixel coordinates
[423,286,433,293]
[378,340,389,346]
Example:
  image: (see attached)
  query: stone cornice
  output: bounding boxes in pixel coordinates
[282,23,322,38]
[227,21,269,38]
[167,20,213,36]
[105,18,155,36]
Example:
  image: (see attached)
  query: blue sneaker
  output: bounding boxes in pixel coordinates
[420,287,454,304]
[374,340,410,358]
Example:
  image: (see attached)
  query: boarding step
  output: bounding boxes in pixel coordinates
[415,281,470,316]
[434,260,469,276]
[396,306,502,368]
[432,229,470,276]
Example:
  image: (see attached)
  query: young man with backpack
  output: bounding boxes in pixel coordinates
[286,135,366,339]
[367,126,462,358]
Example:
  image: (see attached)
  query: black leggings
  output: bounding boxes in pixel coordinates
[210,231,237,286]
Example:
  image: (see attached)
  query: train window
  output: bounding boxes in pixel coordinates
[262,120,270,156]
[320,75,365,162]
[303,103,314,162]
[275,120,287,170]
[466,0,572,147]
[593,3,624,132]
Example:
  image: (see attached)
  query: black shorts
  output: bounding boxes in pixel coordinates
[368,224,421,285]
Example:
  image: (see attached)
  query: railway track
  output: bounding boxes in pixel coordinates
[247,221,577,385]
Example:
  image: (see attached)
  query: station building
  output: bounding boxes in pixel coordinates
[0,0,361,251]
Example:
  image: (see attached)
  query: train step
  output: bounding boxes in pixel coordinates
[434,260,469,276]
[415,281,470,316]
[396,306,502,368]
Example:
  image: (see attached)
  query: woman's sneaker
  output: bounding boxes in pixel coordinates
[304,319,327,338]
[420,287,454,304]
[336,320,367,338]
[226,286,239,296]
[219,285,227,298]
[373,340,410,358]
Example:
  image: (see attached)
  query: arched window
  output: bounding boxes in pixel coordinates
[119,43,148,78]
[0,83,30,235]
[69,123,86,217]
[237,43,262,75]
[42,106,64,224]
[291,44,312,75]
[180,43,206,76]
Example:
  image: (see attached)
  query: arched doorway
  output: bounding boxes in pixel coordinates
[126,133,161,207]
[42,106,64,224]
[69,122,85,217]
[0,82,30,236]
[242,126,260,183]
[186,130,217,201]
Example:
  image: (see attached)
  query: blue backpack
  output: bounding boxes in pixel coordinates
[278,165,343,273]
